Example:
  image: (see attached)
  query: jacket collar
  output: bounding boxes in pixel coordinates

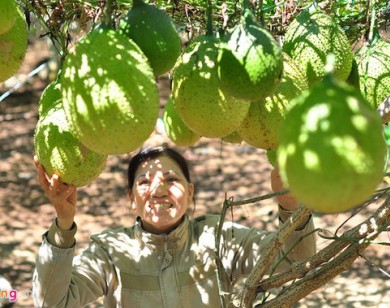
[134,215,189,247]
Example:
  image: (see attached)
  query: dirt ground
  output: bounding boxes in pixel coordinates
[0,34,389,308]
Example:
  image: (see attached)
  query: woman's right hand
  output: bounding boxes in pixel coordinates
[34,156,77,230]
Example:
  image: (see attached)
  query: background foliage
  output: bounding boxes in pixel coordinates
[18,0,390,65]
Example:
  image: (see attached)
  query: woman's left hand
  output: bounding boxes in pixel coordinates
[271,166,299,211]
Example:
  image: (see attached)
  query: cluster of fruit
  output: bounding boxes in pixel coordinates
[10,0,388,213]
[33,0,176,187]
[165,7,390,213]
[274,10,390,214]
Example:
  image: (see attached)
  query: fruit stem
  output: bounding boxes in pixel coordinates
[205,0,213,36]
[19,0,68,66]
[242,0,256,25]
[103,0,114,28]
[132,0,145,7]
[367,0,377,44]
[242,0,251,10]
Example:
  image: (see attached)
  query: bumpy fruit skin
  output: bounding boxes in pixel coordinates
[118,0,181,77]
[0,6,27,83]
[239,53,309,150]
[34,103,107,187]
[172,35,250,138]
[0,0,17,35]
[266,149,277,166]
[61,26,159,155]
[38,80,62,118]
[218,10,283,101]
[353,39,390,110]
[283,10,353,87]
[163,97,201,147]
[278,75,386,214]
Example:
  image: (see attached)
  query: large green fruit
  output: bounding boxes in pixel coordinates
[0,0,18,35]
[172,35,250,138]
[239,53,309,150]
[163,97,201,147]
[353,38,390,109]
[61,26,159,155]
[283,9,353,86]
[118,0,181,77]
[34,103,107,187]
[278,74,386,213]
[218,9,283,101]
[0,6,27,83]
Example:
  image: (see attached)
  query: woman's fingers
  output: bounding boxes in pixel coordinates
[50,173,60,192]
[34,156,78,222]
[57,183,77,200]
[34,156,75,199]
[271,167,284,192]
[52,178,77,204]
[34,156,51,190]
[34,156,49,184]
[48,174,69,198]
[271,167,299,210]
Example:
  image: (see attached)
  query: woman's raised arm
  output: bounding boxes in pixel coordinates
[34,156,77,230]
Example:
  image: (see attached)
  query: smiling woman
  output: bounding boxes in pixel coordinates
[32,145,316,307]
[128,148,195,234]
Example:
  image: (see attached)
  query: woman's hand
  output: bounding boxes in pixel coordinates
[271,166,299,211]
[34,156,77,230]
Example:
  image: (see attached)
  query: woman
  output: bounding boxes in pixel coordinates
[32,146,316,307]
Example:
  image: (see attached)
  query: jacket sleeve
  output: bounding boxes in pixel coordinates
[32,220,117,307]
[220,206,316,281]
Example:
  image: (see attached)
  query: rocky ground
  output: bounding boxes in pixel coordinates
[0,35,389,308]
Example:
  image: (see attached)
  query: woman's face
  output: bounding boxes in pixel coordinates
[129,155,194,234]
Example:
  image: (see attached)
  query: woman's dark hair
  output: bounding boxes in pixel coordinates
[127,146,192,190]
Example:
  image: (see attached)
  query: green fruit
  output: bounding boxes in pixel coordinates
[218,9,283,101]
[266,149,277,166]
[61,26,159,155]
[353,38,390,109]
[34,103,107,187]
[0,0,18,35]
[38,80,62,118]
[172,35,250,138]
[118,0,181,77]
[239,53,309,150]
[163,97,201,147]
[383,123,390,172]
[278,74,386,213]
[283,9,353,86]
[222,131,243,144]
[0,6,27,83]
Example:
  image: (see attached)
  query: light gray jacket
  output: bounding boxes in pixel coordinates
[33,210,316,307]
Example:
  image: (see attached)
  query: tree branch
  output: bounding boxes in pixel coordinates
[257,193,390,306]
[239,206,312,307]
[214,189,294,307]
